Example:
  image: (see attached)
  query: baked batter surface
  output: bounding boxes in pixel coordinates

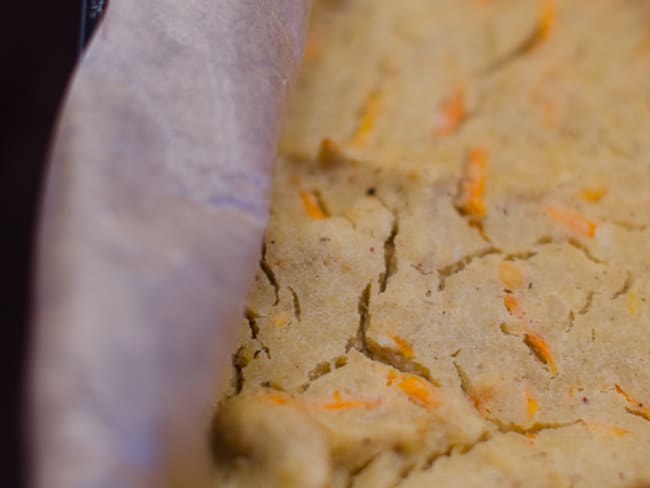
[212,1,650,486]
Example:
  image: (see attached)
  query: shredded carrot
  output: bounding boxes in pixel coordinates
[503,294,557,375]
[397,375,437,409]
[433,89,466,137]
[386,370,397,386]
[579,186,608,203]
[390,334,414,358]
[522,432,536,445]
[537,0,556,41]
[525,387,539,418]
[614,384,634,403]
[300,191,326,219]
[499,262,523,289]
[321,390,376,410]
[524,332,557,375]
[630,407,650,421]
[272,311,289,327]
[545,205,596,238]
[454,148,488,221]
[264,394,289,405]
[520,0,556,56]
[318,138,344,167]
[617,388,650,418]
[470,385,494,416]
[304,37,321,61]
[609,426,631,438]
[580,421,630,437]
[303,23,325,61]
[488,0,555,71]
[503,293,522,317]
[627,291,638,315]
[349,90,383,148]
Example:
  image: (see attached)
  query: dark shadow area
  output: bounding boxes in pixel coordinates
[0,1,84,485]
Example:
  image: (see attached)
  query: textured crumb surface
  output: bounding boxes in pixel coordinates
[211,1,650,487]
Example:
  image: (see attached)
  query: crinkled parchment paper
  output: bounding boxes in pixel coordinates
[29,1,310,486]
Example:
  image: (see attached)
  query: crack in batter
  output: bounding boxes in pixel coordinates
[289,287,302,321]
[612,272,633,300]
[453,362,576,435]
[345,451,383,488]
[566,291,595,332]
[245,308,260,339]
[348,282,373,355]
[379,215,399,293]
[504,250,537,261]
[313,189,332,217]
[298,355,348,393]
[349,283,439,386]
[231,346,248,394]
[244,308,271,359]
[423,430,492,470]
[260,242,280,305]
[578,291,594,315]
[605,219,648,232]
[568,238,605,265]
[437,247,501,291]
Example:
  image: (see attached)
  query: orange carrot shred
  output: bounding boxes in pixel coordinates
[386,370,397,386]
[390,334,414,358]
[503,293,522,317]
[546,205,596,238]
[470,385,494,416]
[303,22,326,61]
[264,394,289,405]
[579,186,607,203]
[537,0,556,41]
[397,375,437,408]
[525,386,539,418]
[499,262,523,290]
[614,384,634,403]
[580,421,630,437]
[610,426,631,437]
[300,191,326,219]
[433,89,466,137]
[487,0,556,71]
[321,390,375,410]
[304,34,321,60]
[627,291,638,315]
[349,90,383,148]
[524,332,557,375]
[504,293,557,376]
[454,148,488,221]
[318,138,345,167]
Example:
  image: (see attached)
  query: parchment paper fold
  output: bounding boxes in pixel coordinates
[30,1,310,486]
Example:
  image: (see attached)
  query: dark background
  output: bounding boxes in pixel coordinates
[0,1,81,485]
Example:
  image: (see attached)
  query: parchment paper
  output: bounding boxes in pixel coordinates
[29,1,310,486]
